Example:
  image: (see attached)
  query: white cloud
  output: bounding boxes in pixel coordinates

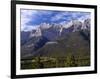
[21,10,38,31]
[21,10,53,31]
[39,10,53,15]
[51,14,63,21]
[22,25,40,32]
[21,9,91,31]
[70,12,91,21]
[51,11,90,22]
[78,14,91,22]
[51,12,68,21]
[51,12,80,22]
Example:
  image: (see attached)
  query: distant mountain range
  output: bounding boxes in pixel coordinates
[21,19,90,59]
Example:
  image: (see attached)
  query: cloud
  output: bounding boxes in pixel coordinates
[23,25,40,31]
[21,9,39,31]
[51,12,76,22]
[69,12,91,21]
[51,11,90,22]
[78,14,91,22]
[21,10,54,31]
[21,9,91,31]
[38,10,53,15]
[51,12,68,21]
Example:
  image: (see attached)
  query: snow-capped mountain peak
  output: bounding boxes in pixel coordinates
[72,20,83,32]
[23,18,90,39]
[30,27,42,37]
[40,23,51,30]
[81,18,90,30]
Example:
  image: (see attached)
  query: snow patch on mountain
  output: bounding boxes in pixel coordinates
[30,27,42,37]
[22,18,90,39]
[45,41,58,45]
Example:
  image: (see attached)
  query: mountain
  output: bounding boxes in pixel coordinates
[82,19,90,30]
[21,36,50,58]
[21,31,30,45]
[21,19,90,42]
[21,19,90,59]
[33,30,90,57]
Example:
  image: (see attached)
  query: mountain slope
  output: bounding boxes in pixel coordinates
[21,19,90,59]
[33,30,90,57]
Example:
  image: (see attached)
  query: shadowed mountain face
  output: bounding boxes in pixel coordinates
[34,30,90,57]
[21,31,30,45]
[21,19,90,59]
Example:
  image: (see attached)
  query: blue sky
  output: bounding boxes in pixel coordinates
[21,9,90,31]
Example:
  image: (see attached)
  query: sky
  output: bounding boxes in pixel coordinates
[21,9,91,31]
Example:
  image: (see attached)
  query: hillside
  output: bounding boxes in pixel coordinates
[21,19,90,59]
[34,30,90,57]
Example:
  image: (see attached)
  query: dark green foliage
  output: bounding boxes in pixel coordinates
[35,57,44,68]
[21,56,90,69]
[65,54,77,67]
